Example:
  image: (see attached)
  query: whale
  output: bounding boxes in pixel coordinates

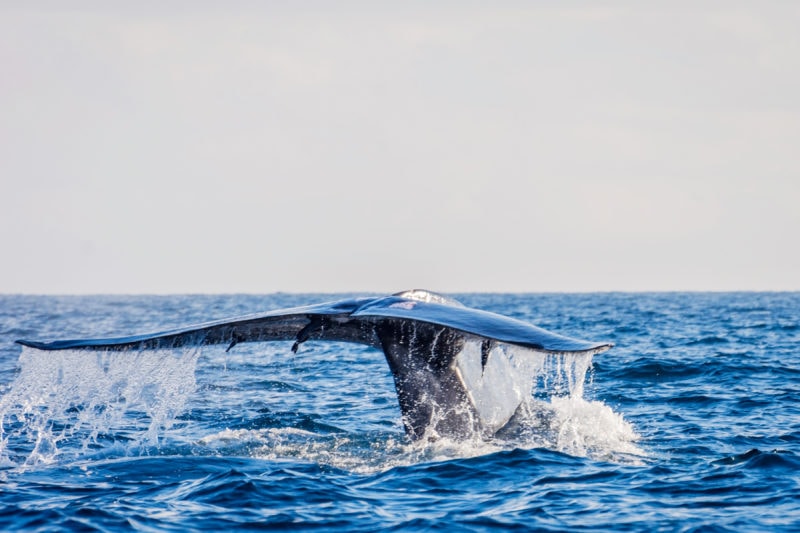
[16,289,612,441]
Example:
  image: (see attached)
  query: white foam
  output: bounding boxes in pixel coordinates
[547,396,643,459]
[502,396,644,462]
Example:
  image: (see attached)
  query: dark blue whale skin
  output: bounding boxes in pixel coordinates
[16,290,612,440]
[16,291,610,354]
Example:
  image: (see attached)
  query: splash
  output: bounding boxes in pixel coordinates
[0,342,641,472]
[0,346,200,468]
[454,344,642,463]
[198,346,643,473]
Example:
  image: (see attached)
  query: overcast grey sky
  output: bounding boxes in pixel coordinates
[2,2,798,294]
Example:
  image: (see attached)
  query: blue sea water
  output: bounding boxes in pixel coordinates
[0,292,798,531]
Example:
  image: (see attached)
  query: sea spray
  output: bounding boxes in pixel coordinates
[0,343,640,471]
[481,349,642,462]
[0,346,201,467]
[200,348,642,472]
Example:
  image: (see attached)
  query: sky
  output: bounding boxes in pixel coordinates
[2,2,799,294]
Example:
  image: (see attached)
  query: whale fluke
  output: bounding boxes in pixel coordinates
[16,290,612,441]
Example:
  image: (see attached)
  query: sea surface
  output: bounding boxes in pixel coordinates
[0,292,798,531]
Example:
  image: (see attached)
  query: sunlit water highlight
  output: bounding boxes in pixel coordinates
[0,293,798,531]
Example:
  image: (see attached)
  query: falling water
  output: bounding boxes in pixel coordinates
[0,346,201,467]
[0,340,640,471]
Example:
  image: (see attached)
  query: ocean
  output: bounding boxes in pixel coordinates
[0,292,798,531]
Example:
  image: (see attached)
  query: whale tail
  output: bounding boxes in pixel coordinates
[16,290,612,440]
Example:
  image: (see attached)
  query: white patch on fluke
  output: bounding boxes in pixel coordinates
[388,301,417,310]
